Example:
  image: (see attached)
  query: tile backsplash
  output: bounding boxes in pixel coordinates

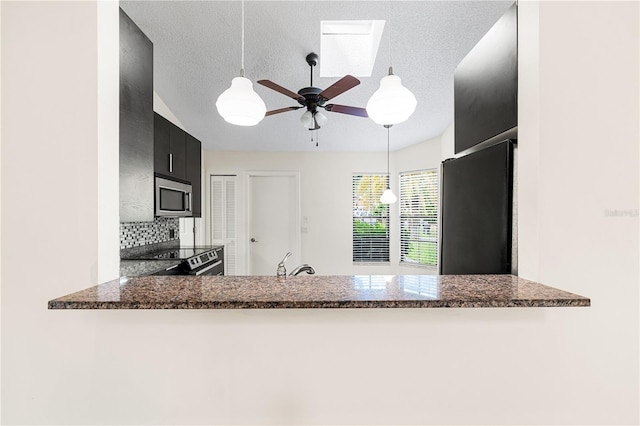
[120,217,179,249]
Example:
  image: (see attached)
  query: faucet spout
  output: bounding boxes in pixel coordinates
[289,264,316,276]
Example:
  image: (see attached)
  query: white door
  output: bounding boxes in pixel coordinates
[248,173,300,275]
[210,175,237,275]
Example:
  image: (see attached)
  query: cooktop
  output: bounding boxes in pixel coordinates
[122,246,220,261]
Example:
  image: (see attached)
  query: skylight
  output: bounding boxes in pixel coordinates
[320,20,385,78]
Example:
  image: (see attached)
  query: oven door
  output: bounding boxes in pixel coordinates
[191,260,224,276]
[152,263,184,276]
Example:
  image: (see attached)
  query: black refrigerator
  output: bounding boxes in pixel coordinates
[439,140,514,275]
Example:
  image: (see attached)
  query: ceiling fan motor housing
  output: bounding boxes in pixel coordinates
[297,86,325,112]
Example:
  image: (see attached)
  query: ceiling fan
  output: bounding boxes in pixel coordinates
[257,52,368,130]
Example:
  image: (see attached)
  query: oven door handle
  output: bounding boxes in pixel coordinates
[194,260,222,276]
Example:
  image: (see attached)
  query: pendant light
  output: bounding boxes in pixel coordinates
[216,0,266,126]
[366,4,417,126]
[380,124,397,204]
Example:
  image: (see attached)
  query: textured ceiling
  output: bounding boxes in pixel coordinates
[119,1,513,152]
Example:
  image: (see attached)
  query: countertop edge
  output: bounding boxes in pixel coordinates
[48,298,591,310]
[47,275,591,310]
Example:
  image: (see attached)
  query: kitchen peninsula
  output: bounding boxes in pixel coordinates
[48,274,589,310]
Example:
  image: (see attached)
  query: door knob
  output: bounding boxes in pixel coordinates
[250,238,259,243]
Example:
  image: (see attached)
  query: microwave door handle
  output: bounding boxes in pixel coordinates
[185,192,192,212]
[169,153,173,173]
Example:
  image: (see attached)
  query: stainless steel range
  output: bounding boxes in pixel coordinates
[124,246,224,276]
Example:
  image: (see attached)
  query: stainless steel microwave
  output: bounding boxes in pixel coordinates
[155,176,193,217]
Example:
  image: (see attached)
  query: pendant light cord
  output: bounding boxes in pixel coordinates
[241,0,245,75]
[387,125,390,184]
[388,0,392,70]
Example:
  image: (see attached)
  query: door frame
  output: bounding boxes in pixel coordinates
[245,171,301,275]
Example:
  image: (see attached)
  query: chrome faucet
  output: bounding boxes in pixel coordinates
[289,264,316,276]
[276,252,292,277]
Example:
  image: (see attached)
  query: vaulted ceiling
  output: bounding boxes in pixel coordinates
[119,1,513,152]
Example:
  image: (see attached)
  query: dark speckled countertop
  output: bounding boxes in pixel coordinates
[48,274,590,309]
[119,259,182,277]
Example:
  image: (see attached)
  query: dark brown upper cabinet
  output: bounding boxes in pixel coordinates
[454,3,517,154]
[185,134,202,217]
[119,8,154,223]
[154,112,202,217]
[154,112,186,181]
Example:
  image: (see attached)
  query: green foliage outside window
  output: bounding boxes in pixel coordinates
[353,219,387,236]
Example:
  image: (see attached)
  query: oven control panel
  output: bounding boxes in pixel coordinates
[186,250,218,270]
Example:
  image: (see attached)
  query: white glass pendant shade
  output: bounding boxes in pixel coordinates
[300,110,313,128]
[380,188,397,204]
[314,111,328,127]
[216,76,266,126]
[366,74,417,125]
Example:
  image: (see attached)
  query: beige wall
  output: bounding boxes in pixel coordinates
[518,2,639,419]
[203,136,441,275]
[97,0,120,283]
[1,1,638,424]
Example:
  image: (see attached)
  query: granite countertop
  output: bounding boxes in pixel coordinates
[119,259,182,277]
[48,274,590,310]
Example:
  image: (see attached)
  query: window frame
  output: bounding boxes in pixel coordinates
[352,173,391,264]
[399,168,439,268]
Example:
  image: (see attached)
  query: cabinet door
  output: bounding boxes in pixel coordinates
[153,112,171,176]
[185,134,202,217]
[119,8,154,222]
[169,124,187,181]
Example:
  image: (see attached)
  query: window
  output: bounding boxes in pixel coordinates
[400,170,438,266]
[320,20,385,77]
[352,174,390,262]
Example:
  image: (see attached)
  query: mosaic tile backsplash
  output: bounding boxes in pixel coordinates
[120,217,179,249]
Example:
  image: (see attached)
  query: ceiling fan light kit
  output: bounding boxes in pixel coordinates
[366,67,417,126]
[314,111,328,127]
[300,110,314,128]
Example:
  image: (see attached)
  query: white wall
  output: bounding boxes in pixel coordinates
[97,0,120,283]
[205,151,394,275]
[518,3,639,423]
[440,121,455,161]
[204,137,441,276]
[153,91,185,131]
[1,2,638,425]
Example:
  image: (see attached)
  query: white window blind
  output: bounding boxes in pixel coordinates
[399,170,438,266]
[352,174,390,262]
[210,175,237,275]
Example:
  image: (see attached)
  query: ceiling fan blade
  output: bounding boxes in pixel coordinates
[257,80,304,102]
[318,75,360,101]
[324,104,368,118]
[265,106,302,117]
